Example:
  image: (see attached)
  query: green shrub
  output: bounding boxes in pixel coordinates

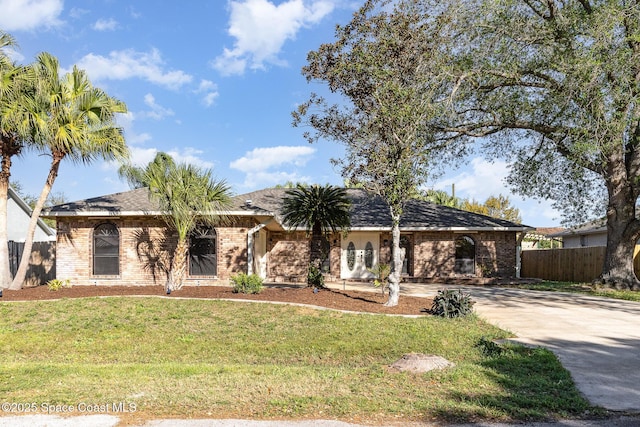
[47,278,71,291]
[230,273,263,294]
[368,263,390,295]
[307,264,325,288]
[429,289,475,318]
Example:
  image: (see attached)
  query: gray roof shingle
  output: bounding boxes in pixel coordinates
[45,187,529,230]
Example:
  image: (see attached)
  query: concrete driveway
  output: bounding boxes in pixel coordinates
[405,285,640,413]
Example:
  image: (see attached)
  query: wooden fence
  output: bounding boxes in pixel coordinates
[521,246,640,282]
[8,241,56,287]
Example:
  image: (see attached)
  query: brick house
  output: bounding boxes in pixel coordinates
[44,187,530,286]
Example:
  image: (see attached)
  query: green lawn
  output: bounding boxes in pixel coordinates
[505,281,640,302]
[0,297,597,424]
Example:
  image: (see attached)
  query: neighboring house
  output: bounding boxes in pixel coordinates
[8,186,56,243]
[548,219,607,248]
[521,227,565,250]
[43,187,531,286]
[8,186,57,287]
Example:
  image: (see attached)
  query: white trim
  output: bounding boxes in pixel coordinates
[346,226,533,232]
[43,210,268,218]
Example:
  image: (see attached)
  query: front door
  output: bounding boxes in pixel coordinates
[341,233,379,279]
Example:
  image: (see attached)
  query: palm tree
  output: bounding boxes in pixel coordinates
[281,184,351,286]
[9,52,128,289]
[423,189,461,208]
[119,153,232,291]
[0,32,38,288]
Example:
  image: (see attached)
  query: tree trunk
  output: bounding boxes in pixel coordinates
[309,233,323,284]
[167,238,188,291]
[596,169,640,290]
[10,154,62,290]
[384,215,402,307]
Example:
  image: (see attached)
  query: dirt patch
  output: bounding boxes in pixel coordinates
[389,353,455,373]
[0,285,433,316]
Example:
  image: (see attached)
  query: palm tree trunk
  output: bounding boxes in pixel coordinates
[167,237,188,291]
[10,153,62,290]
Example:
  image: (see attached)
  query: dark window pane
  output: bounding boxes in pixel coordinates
[190,227,217,276]
[364,241,374,269]
[94,257,119,275]
[347,242,356,271]
[454,235,475,274]
[93,224,119,275]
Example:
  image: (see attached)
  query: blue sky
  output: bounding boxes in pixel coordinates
[1,0,561,226]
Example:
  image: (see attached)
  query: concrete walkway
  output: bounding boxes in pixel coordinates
[328,282,640,413]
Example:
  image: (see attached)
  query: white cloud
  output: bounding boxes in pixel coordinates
[230,145,315,171]
[141,93,175,120]
[435,158,509,202]
[166,147,215,169]
[93,18,118,31]
[230,145,315,187]
[0,0,63,31]
[69,7,89,20]
[4,47,24,63]
[212,0,334,76]
[72,48,193,90]
[128,146,159,167]
[117,112,152,147]
[120,146,214,170]
[432,157,563,226]
[196,79,219,107]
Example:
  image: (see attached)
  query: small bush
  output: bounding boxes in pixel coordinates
[47,279,71,292]
[230,273,263,294]
[368,263,390,295]
[429,289,475,318]
[307,264,325,288]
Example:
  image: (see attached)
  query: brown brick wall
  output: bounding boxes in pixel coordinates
[55,217,256,286]
[266,231,309,283]
[376,231,517,279]
[56,216,519,286]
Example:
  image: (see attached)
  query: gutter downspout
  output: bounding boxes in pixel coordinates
[247,220,273,276]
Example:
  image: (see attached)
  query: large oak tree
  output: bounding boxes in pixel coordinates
[448,0,640,289]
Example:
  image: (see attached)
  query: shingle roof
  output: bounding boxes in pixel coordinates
[44,187,160,215]
[548,218,606,237]
[45,186,530,231]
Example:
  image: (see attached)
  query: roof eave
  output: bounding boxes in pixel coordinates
[42,210,276,218]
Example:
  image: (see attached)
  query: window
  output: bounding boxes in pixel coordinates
[400,235,412,275]
[320,237,331,273]
[364,241,374,269]
[93,223,119,275]
[454,235,476,275]
[190,226,217,276]
[346,241,356,271]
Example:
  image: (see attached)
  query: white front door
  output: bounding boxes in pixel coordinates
[341,233,379,279]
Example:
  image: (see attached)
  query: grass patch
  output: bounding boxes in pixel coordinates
[0,297,596,423]
[506,281,640,302]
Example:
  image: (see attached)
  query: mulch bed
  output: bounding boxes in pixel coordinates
[0,285,434,316]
